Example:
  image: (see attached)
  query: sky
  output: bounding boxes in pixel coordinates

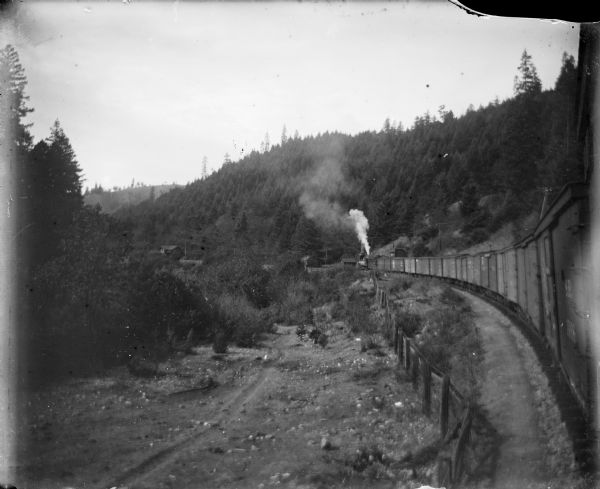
[3,1,579,189]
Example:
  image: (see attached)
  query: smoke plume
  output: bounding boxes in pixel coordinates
[298,139,370,254]
[298,155,353,229]
[348,209,370,255]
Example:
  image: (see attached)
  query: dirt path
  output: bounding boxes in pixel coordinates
[456,290,547,489]
[104,344,284,489]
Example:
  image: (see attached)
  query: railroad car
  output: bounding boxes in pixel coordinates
[367,26,597,432]
[367,182,594,419]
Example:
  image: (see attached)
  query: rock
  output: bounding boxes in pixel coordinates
[397,468,416,481]
[250,444,259,451]
[320,437,333,450]
[372,396,384,409]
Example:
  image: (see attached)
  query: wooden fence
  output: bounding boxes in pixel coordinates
[373,272,474,487]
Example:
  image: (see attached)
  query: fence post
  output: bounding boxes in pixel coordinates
[436,456,452,488]
[397,328,403,364]
[452,406,473,482]
[411,353,419,390]
[404,337,410,372]
[440,375,450,438]
[422,361,431,416]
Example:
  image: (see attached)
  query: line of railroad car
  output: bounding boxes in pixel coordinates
[368,182,594,418]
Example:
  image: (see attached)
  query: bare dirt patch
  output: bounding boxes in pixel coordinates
[17,320,443,489]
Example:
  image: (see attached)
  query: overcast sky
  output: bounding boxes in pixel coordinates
[6,1,579,189]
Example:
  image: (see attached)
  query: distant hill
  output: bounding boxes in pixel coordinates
[115,52,581,263]
[84,184,180,214]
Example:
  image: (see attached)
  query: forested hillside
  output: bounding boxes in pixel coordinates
[84,183,181,214]
[119,51,581,262]
[2,44,583,382]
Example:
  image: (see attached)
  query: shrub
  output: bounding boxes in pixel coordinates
[215,293,270,348]
[439,286,466,307]
[412,241,429,257]
[346,444,386,473]
[467,227,488,245]
[389,276,413,295]
[416,307,481,398]
[395,310,423,337]
[212,328,230,354]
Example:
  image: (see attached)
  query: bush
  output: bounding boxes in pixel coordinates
[389,276,413,295]
[278,279,316,324]
[466,227,489,245]
[201,254,274,309]
[412,241,429,257]
[212,329,230,354]
[346,301,378,335]
[395,310,423,337]
[439,286,466,307]
[214,294,271,348]
[127,268,214,350]
[416,306,481,398]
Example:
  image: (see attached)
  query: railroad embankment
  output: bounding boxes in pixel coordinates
[456,290,590,489]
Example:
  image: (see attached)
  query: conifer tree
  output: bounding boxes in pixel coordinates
[201,156,208,179]
[513,50,542,95]
[0,44,33,150]
[291,216,322,257]
[27,120,83,265]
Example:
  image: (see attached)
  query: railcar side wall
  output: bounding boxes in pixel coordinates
[368,185,591,416]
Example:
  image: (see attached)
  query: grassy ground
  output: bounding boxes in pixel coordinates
[384,275,483,399]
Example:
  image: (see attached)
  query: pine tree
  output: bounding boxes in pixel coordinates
[261,132,270,153]
[235,211,248,235]
[201,156,208,179]
[26,120,84,266]
[513,50,542,95]
[291,216,322,257]
[0,44,33,150]
[46,120,83,211]
[1,45,34,266]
